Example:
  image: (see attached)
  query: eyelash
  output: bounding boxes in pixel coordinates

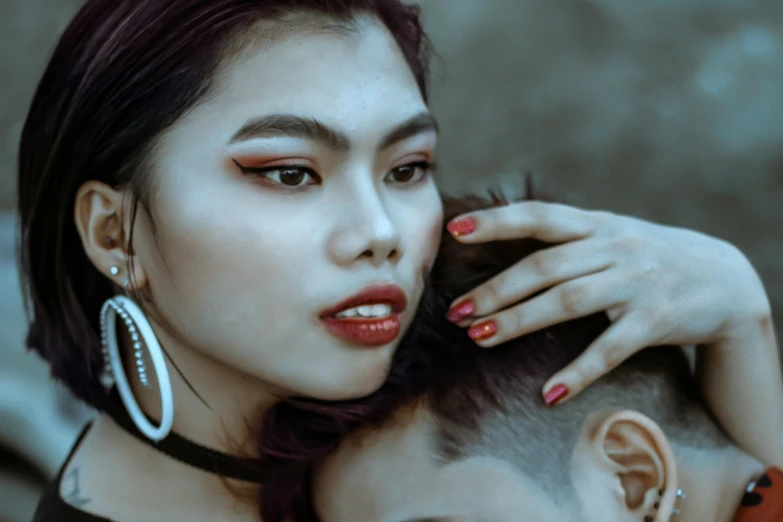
[233,159,321,190]
[387,160,438,186]
[232,159,437,191]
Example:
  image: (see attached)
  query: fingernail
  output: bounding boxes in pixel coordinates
[447,217,476,237]
[468,320,496,342]
[544,384,569,406]
[447,299,475,323]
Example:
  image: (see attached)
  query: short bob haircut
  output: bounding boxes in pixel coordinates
[18,0,430,410]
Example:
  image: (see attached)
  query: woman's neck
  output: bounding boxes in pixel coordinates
[123,327,280,456]
[67,415,261,521]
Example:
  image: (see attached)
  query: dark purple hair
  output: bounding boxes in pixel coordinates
[257,190,530,521]
[18,0,430,409]
[258,183,728,521]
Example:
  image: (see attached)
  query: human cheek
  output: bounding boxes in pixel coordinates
[400,204,443,307]
[417,198,444,265]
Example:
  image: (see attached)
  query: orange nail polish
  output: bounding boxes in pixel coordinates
[468,320,496,341]
[544,384,569,406]
[447,217,476,237]
[447,299,475,323]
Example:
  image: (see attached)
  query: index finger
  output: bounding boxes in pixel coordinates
[446,201,599,244]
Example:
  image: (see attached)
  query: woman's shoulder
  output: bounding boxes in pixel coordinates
[32,479,114,522]
[32,421,114,522]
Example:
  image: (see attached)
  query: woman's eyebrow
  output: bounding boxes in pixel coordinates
[228,114,350,150]
[377,112,439,151]
[228,112,438,152]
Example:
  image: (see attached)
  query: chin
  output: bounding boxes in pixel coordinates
[309,347,395,401]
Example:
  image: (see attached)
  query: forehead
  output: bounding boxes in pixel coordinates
[197,14,426,133]
[313,407,563,522]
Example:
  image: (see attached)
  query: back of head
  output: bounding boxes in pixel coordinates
[258,186,729,520]
[414,196,730,498]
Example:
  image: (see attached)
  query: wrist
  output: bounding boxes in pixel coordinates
[720,250,772,342]
[722,299,773,338]
[709,308,775,359]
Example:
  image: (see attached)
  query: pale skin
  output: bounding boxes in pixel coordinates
[68,17,441,520]
[314,404,765,522]
[56,11,778,522]
[313,204,782,521]
[445,203,783,467]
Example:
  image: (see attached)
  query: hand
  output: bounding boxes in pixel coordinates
[444,200,772,405]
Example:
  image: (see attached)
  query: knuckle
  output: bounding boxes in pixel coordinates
[528,250,554,279]
[482,280,505,309]
[492,305,529,340]
[526,200,547,222]
[484,210,502,231]
[559,282,590,315]
[590,210,617,229]
[635,257,663,279]
[578,354,608,383]
[617,233,645,252]
[608,224,648,253]
[500,310,525,338]
[646,306,671,330]
[599,343,627,372]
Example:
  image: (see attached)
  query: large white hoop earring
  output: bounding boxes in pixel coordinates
[99,295,174,441]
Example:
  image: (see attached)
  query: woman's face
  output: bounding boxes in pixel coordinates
[131,16,443,400]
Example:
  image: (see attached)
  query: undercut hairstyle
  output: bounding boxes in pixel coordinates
[259,183,730,521]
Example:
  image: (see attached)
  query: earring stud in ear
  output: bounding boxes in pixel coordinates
[109,266,120,276]
[645,487,686,520]
[671,488,686,515]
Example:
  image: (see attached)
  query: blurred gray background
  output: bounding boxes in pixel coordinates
[1,1,781,520]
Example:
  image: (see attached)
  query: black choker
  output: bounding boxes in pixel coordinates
[105,387,265,483]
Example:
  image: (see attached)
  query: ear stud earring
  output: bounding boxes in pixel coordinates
[109,265,131,288]
[673,488,686,515]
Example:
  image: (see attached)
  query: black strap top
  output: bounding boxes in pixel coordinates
[32,422,112,522]
[32,388,265,521]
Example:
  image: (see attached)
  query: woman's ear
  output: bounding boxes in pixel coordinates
[571,409,682,522]
[73,181,147,289]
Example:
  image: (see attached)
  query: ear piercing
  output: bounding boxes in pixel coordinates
[644,488,685,521]
[109,265,131,288]
[673,488,686,515]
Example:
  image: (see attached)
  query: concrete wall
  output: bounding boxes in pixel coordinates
[416,0,783,334]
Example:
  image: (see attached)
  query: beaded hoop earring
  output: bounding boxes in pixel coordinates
[100,295,174,441]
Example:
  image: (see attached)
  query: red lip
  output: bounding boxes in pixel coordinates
[319,284,408,319]
[319,284,408,347]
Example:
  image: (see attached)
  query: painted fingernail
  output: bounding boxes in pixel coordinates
[447,217,476,237]
[447,299,475,323]
[468,320,497,342]
[544,384,569,406]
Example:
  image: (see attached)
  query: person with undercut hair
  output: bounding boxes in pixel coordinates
[21,0,782,519]
[315,295,781,521]
[263,192,783,522]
